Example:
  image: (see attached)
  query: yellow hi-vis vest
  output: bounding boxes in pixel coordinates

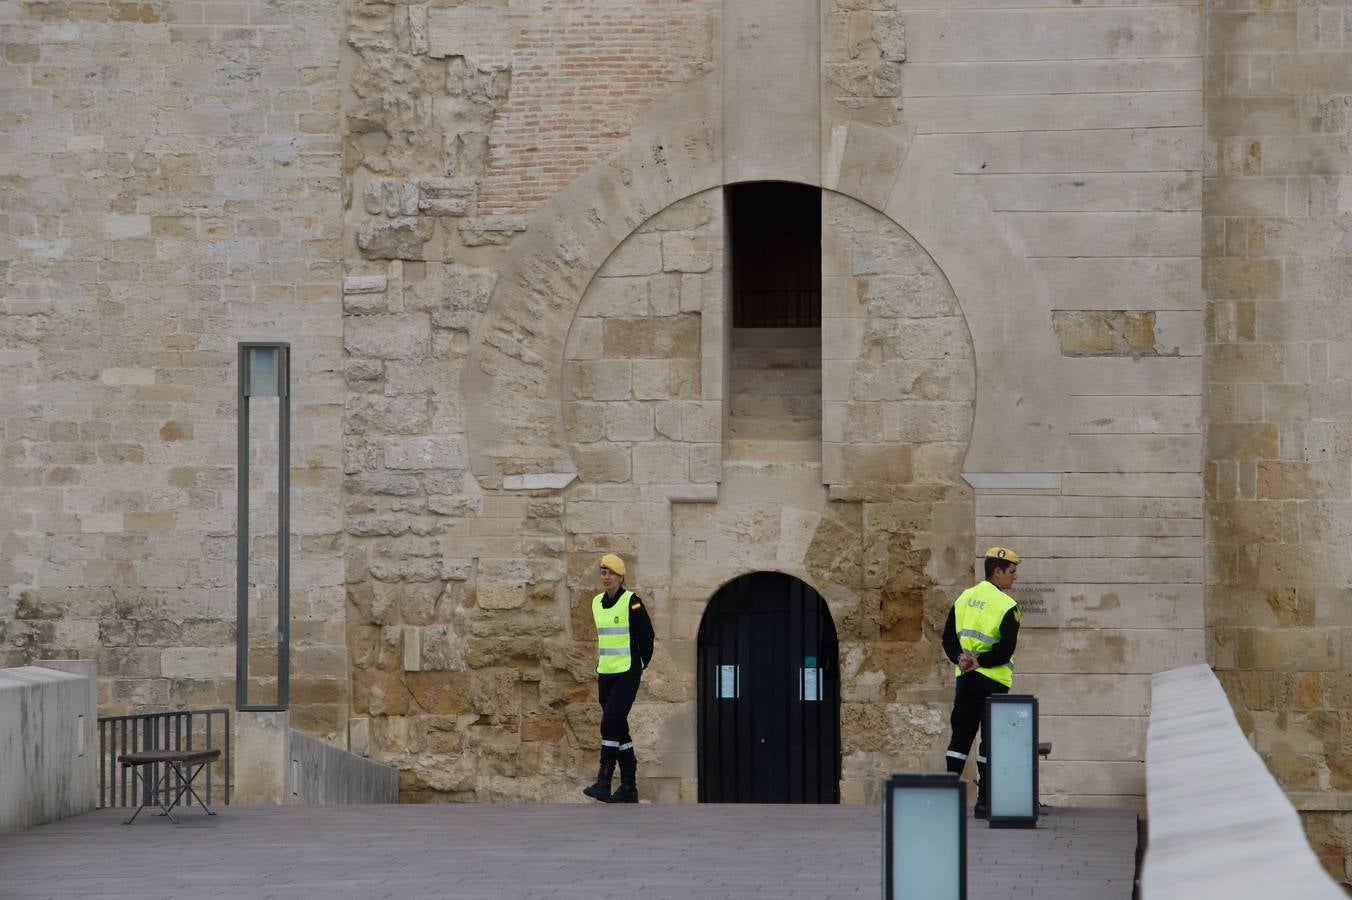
[953,580,1019,688]
[593,590,634,675]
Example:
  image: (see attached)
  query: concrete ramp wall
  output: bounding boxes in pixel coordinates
[0,661,98,834]
[288,729,399,805]
[1142,664,1342,898]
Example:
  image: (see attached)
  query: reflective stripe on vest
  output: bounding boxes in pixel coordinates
[953,580,1017,688]
[593,590,634,675]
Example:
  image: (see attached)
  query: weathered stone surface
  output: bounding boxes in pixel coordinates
[418,178,475,216]
[357,217,435,260]
[364,180,420,217]
[1053,311,1170,357]
[345,316,432,360]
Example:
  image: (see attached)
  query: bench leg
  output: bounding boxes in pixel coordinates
[123,766,179,825]
[164,762,217,817]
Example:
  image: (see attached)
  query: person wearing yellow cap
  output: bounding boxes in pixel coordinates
[942,546,1022,819]
[582,553,654,804]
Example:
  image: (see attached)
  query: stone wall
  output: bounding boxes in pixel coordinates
[0,0,349,740]
[1204,0,1352,884]
[8,0,1350,851]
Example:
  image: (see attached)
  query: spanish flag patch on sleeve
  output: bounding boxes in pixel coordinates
[631,602,641,610]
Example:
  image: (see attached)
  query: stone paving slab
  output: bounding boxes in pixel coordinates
[0,803,1137,899]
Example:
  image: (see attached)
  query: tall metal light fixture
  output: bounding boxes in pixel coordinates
[236,342,290,712]
[882,773,966,899]
[984,694,1039,827]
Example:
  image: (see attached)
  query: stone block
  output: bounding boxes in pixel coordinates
[1205,258,1283,300]
[1258,461,1350,500]
[1210,10,1297,52]
[611,502,669,535]
[383,436,467,470]
[661,234,713,273]
[603,234,662,277]
[104,214,150,239]
[565,360,631,401]
[1208,423,1279,460]
[603,316,700,360]
[606,403,655,442]
[565,500,612,534]
[633,443,688,484]
[826,442,912,484]
[363,180,419,217]
[478,583,526,610]
[1053,310,1166,357]
[349,717,370,757]
[655,403,682,439]
[571,444,631,483]
[159,646,233,680]
[402,626,422,672]
[458,216,528,246]
[565,402,606,442]
[344,315,430,360]
[343,272,386,294]
[882,401,971,443]
[444,132,490,178]
[689,443,722,484]
[648,274,682,316]
[357,217,434,260]
[418,178,475,216]
[632,360,701,400]
[580,278,648,318]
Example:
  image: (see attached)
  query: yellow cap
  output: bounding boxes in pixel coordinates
[599,553,626,577]
[985,547,1020,565]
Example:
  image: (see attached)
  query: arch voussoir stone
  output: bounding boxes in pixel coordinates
[464,114,722,488]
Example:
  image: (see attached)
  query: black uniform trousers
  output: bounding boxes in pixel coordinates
[945,670,1009,801]
[598,666,641,772]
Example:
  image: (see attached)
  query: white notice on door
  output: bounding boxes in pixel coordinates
[800,667,821,701]
[717,665,739,699]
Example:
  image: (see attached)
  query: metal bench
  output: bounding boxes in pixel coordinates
[117,748,221,824]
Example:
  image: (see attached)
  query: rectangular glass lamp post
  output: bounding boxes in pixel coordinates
[882,774,966,900]
[984,694,1039,828]
[237,343,290,712]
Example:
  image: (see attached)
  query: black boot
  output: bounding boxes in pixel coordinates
[974,759,989,819]
[583,761,614,802]
[607,765,638,804]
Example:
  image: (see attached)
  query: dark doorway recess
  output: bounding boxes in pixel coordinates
[727,182,822,328]
[697,571,841,803]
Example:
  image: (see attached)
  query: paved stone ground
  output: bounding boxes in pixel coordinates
[0,803,1137,899]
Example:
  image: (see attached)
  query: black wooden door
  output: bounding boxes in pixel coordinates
[697,572,840,803]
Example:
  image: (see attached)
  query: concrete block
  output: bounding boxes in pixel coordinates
[234,710,289,806]
[0,662,97,833]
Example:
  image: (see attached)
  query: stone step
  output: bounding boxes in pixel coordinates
[727,415,822,440]
[728,392,822,421]
[731,326,821,348]
[728,367,822,397]
[725,438,822,463]
[729,345,822,371]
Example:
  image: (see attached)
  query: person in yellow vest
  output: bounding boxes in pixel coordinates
[582,553,654,804]
[942,547,1022,819]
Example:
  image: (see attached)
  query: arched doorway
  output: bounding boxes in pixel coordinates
[697,571,840,803]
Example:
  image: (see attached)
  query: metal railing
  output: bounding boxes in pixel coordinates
[97,708,231,809]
